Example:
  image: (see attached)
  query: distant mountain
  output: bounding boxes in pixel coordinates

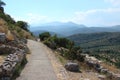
[30,22,120,36]
[32,30,63,37]
[30,22,86,36]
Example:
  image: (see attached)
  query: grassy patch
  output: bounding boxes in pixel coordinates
[12,57,27,80]
[54,51,67,65]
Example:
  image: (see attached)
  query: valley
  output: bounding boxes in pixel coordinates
[68,32,120,69]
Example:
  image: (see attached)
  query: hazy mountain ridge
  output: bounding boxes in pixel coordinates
[31,22,120,36]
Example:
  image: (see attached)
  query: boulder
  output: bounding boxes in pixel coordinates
[56,47,69,56]
[98,75,106,80]
[65,62,79,72]
[0,33,6,43]
[101,68,108,74]
[113,74,120,80]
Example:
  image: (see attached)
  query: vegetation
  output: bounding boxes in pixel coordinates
[0,0,6,7]
[39,32,83,61]
[0,0,34,39]
[12,57,27,80]
[68,32,120,68]
[16,21,29,31]
[0,0,6,12]
[0,9,33,39]
[39,32,51,41]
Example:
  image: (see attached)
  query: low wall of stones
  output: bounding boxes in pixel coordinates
[0,45,27,80]
[83,54,120,80]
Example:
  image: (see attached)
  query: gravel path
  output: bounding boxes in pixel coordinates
[16,40,57,80]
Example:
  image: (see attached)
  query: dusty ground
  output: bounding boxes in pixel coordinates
[0,56,5,65]
[44,45,101,80]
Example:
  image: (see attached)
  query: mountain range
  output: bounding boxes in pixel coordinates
[30,22,120,36]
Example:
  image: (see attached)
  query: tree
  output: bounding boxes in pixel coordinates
[39,32,51,41]
[0,0,5,7]
[54,37,71,48]
[0,0,6,12]
[16,21,29,31]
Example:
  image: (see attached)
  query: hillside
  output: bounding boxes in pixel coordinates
[0,12,33,39]
[68,32,120,68]
[68,32,120,53]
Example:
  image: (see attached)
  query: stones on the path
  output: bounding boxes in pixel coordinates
[65,62,79,72]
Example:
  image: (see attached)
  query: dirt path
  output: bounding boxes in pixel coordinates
[16,40,57,80]
[16,40,101,80]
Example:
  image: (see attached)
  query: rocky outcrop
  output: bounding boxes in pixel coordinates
[0,44,28,80]
[56,47,69,56]
[65,62,79,72]
[0,33,29,80]
[0,33,6,43]
[83,54,120,80]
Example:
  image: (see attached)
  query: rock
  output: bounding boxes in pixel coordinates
[106,71,114,79]
[98,75,106,80]
[19,38,27,44]
[101,68,108,74]
[0,33,6,43]
[113,74,120,80]
[65,62,79,72]
[6,30,14,41]
[56,47,69,56]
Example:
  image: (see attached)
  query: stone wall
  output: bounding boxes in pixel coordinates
[0,45,27,80]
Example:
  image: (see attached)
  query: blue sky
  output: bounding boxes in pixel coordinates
[3,0,120,26]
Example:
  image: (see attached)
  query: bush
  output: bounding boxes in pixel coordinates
[12,57,27,80]
[54,37,71,48]
[0,13,15,24]
[39,32,83,61]
[115,61,120,69]
[39,32,51,41]
[16,21,29,31]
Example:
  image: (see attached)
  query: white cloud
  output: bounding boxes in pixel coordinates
[12,9,120,26]
[69,8,120,26]
[12,13,51,25]
[25,13,49,25]
[105,0,120,6]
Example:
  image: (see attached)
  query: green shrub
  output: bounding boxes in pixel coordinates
[0,13,15,24]
[12,57,27,80]
[16,21,29,31]
[39,32,51,41]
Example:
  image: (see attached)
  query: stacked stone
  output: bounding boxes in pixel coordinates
[0,48,26,80]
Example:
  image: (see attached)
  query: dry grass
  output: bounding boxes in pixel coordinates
[6,30,14,41]
[0,18,8,33]
[101,62,120,74]
[0,56,5,65]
